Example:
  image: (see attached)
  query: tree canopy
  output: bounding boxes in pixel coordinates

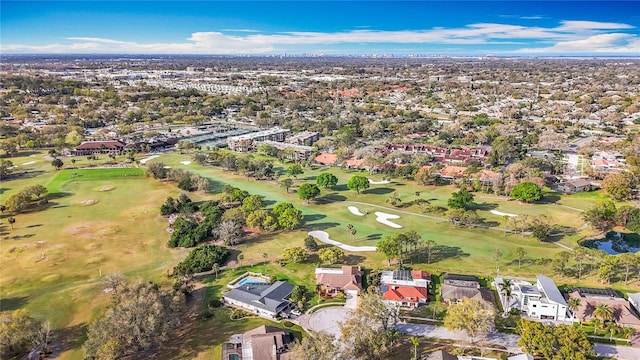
[298,183,321,203]
[443,298,494,343]
[316,172,338,188]
[510,181,543,202]
[517,320,593,360]
[447,188,475,209]
[347,175,370,193]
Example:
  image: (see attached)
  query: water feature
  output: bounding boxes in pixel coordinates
[582,231,640,255]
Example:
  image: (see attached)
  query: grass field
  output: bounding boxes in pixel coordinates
[0,150,637,359]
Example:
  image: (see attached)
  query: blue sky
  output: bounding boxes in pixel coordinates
[1,1,639,55]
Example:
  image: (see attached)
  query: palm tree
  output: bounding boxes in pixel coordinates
[567,297,581,320]
[237,254,244,267]
[594,303,614,324]
[8,217,16,230]
[262,253,268,264]
[212,263,220,280]
[591,318,602,334]
[410,336,420,360]
[501,279,512,315]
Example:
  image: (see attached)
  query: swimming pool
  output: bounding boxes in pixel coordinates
[228,354,239,360]
[237,276,268,286]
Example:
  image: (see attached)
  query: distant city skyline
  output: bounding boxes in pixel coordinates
[1,1,639,55]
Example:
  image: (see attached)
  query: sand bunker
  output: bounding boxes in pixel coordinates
[97,185,115,192]
[308,231,377,252]
[375,212,402,228]
[75,199,99,206]
[22,161,36,165]
[490,210,518,217]
[347,206,365,216]
[139,155,159,164]
[368,178,391,185]
[180,161,192,165]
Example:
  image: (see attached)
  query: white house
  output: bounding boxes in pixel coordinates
[510,275,569,321]
[223,281,294,319]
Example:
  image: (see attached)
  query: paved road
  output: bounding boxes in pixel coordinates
[396,323,521,353]
[397,323,640,359]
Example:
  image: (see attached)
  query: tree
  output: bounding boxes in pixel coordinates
[415,166,440,186]
[8,217,16,230]
[211,263,220,279]
[288,332,340,360]
[83,281,182,359]
[574,247,589,280]
[447,188,475,209]
[347,175,370,193]
[514,247,527,269]
[287,164,304,178]
[517,320,593,360]
[280,178,293,193]
[318,247,344,265]
[282,247,309,263]
[493,248,503,274]
[582,201,617,232]
[316,172,338,188]
[619,252,637,284]
[0,309,42,359]
[339,291,400,360]
[529,216,552,241]
[51,158,64,170]
[298,183,320,204]
[304,235,319,251]
[594,303,614,323]
[443,298,495,343]
[423,239,436,264]
[0,159,14,180]
[246,209,270,230]
[409,336,420,360]
[448,209,481,228]
[552,252,570,277]
[509,181,543,203]
[602,173,635,201]
[261,252,268,264]
[598,255,619,284]
[241,194,265,214]
[172,244,230,275]
[377,234,402,266]
[215,220,243,246]
[567,297,581,319]
[277,206,303,231]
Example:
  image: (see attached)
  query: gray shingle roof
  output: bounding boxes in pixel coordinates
[224,281,294,314]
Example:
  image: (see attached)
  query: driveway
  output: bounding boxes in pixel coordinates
[594,343,640,360]
[298,306,352,338]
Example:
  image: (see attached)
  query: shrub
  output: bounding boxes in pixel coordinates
[283,321,294,328]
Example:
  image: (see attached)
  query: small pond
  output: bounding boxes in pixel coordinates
[581,232,640,255]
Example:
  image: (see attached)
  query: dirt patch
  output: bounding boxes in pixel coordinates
[62,222,121,240]
[96,185,116,192]
[85,255,107,265]
[85,243,102,251]
[74,199,100,206]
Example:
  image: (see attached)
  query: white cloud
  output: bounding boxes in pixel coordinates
[517,33,640,53]
[1,20,637,54]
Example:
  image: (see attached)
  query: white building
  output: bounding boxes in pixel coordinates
[510,275,569,321]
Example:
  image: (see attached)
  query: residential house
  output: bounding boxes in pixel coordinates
[628,292,640,314]
[510,275,569,321]
[223,280,294,319]
[441,274,493,305]
[72,140,126,156]
[381,269,430,308]
[568,288,640,328]
[556,179,592,194]
[314,153,338,166]
[224,325,291,360]
[315,265,362,298]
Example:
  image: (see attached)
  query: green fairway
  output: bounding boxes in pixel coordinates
[1,150,637,360]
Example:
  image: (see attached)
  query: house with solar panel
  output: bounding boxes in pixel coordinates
[510,275,569,321]
[380,269,430,308]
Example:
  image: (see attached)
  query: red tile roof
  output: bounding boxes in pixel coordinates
[383,285,428,303]
[315,153,338,165]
